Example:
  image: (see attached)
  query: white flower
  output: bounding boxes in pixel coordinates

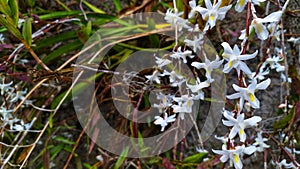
[227,78,271,110]
[221,42,258,76]
[160,70,184,87]
[191,55,223,83]
[153,93,173,113]
[170,47,194,63]
[235,0,266,13]
[188,0,198,18]
[12,120,30,131]
[154,113,176,131]
[196,147,208,153]
[195,0,232,30]
[145,70,161,84]
[186,77,210,100]
[284,147,300,155]
[280,73,292,83]
[0,34,5,43]
[262,55,285,72]
[18,18,25,28]
[250,11,283,40]
[0,81,13,95]
[172,95,195,119]
[212,144,256,169]
[155,56,172,68]
[164,9,190,31]
[0,107,13,120]
[272,159,296,169]
[251,67,269,80]
[253,131,270,152]
[10,88,27,102]
[188,24,201,32]
[184,34,204,52]
[268,23,284,41]
[222,110,262,142]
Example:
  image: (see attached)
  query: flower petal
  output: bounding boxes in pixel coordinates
[226,93,241,100]
[253,22,269,40]
[235,0,247,13]
[204,0,213,9]
[239,61,252,75]
[191,62,205,69]
[244,146,257,155]
[260,11,282,23]
[245,116,262,127]
[239,50,258,60]
[256,78,271,90]
[221,42,233,58]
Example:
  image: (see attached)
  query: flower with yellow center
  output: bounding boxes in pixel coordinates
[212,144,256,169]
[172,94,196,120]
[235,0,266,13]
[226,78,271,111]
[193,0,232,30]
[191,55,224,83]
[222,110,262,142]
[221,42,258,76]
[239,11,282,40]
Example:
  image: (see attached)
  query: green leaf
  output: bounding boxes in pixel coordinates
[39,11,82,20]
[49,112,53,128]
[77,21,92,43]
[82,0,106,14]
[22,18,32,46]
[42,39,83,64]
[0,15,22,39]
[273,108,294,130]
[114,147,129,169]
[182,152,208,163]
[148,156,162,165]
[25,0,35,7]
[50,143,64,160]
[34,30,78,50]
[0,0,11,16]
[8,0,18,26]
[54,136,75,145]
[113,0,122,12]
[175,0,184,11]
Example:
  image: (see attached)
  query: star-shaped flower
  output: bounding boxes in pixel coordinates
[184,34,204,52]
[227,78,271,110]
[0,81,13,95]
[253,131,270,152]
[239,11,282,40]
[155,56,172,68]
[191,55,223,83]
[221,42,258,76]
[212,144,256,169]
[222,110,262,142]
[262,55,285,72]
[170,46,194,63]
[164,9,190,31]
[154,113,176,131]
[235,0,266,13]
[172,95,195,119]
[195,0,232,30]
[145,70,161,84]
[186,77,210,100]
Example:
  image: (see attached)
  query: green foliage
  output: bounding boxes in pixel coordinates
[273,107,294,130]
[22,18,32,46]
[182,152,208,163]
[114,147,129,169]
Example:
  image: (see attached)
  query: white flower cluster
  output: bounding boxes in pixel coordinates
[158,0,299,168]
[0,76,32,133]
